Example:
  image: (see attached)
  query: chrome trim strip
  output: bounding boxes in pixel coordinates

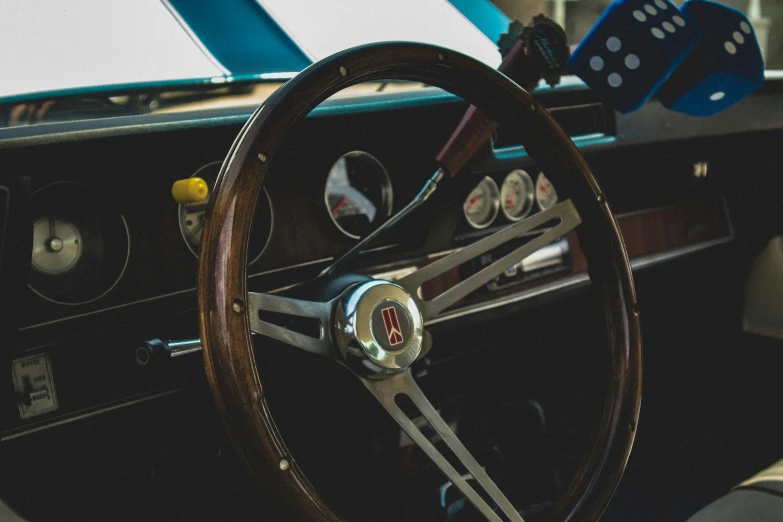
[493,133,615,158]
[20,286,197,331]
[21,243,405,330]
[258,72,299,81]
[20,256,334,330]
[630,236,734,271]
[426,273,589,325]
[426,234,734,325]
[0,388,185,442]
[168,339,203,358]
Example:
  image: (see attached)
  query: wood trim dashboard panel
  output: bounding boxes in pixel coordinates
[398,199,732,312]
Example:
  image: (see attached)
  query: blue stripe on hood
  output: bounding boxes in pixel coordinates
[167,0,311,76]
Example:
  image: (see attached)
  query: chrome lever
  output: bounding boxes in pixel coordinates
[319,167,446,277]
[136,338,202,365]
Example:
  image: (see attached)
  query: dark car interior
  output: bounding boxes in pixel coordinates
[1,5,783,521]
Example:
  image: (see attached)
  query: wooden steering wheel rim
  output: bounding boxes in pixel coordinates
[198,42,642,522]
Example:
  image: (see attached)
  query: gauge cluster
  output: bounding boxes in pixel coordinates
[462,169,559,230]
[19,126,559,334]
[23,154,559,319]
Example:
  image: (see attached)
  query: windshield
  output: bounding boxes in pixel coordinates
[2,0,779,127]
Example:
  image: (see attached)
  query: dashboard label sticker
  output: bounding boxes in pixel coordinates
[12,354,58,419]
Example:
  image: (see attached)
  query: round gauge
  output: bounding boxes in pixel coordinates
[535,172,559,211]
[29,182,130,305]
[500,169,535,221]
[32,217,82,275]
[324,151,393,239]
[463,176,500,229]
[178,162,273,264]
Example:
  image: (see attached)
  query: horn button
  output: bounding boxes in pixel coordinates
[336,280,423,375]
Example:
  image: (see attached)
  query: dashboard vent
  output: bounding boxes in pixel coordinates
[494,101,614,150]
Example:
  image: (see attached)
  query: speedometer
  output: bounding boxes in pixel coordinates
[463,176,500,229]
[179,162,272,264]
[500,169,535,221]
[325,151,393,239]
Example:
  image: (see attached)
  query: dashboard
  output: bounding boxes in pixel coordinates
[2,77,780,443]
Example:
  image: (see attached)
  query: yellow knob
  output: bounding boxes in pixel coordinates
[172,177,209,204]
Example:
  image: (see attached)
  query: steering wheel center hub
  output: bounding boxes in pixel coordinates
[338,280,423,373]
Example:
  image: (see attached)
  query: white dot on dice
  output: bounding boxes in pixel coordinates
[740,21,751,34]
[608,73,623,88]
[655,0,668,9]
[673,15,686,27]
[663,21,676,33]
[644,4,657,15]
[652,27,665,39]
[625,54,641,70]
[725,41,737,55]
[590,56,605,71]
[633,10,647,22]
[733,31,745,44]
[710,92,726,101]
[607,37,622,52]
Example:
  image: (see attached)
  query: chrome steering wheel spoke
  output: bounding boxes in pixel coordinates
[248,292,337,359]
[398,199,581,320]
[361,370,524,522]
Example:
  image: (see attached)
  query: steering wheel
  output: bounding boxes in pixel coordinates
[198,42,642,521]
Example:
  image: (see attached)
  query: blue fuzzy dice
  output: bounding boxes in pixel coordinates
[569,0,702,113]
[657,0,764,117]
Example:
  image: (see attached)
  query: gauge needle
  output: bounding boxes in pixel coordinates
[506,193,514,209]
[331,197,349,215]
[539,183,549,195]
[465,195,480,210]
[48,216,56,240]
[188,219,205,240]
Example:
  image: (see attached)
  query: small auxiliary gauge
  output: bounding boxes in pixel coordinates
[500,169,535,221]
[535,172,559,211]
[463,176,500,229]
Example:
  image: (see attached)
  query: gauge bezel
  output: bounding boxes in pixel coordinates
[535,172,559,212]
[28,181,131,306]
[500,169,535,222]
[463,176,500,230]
[178,162,274,265]
[324,151,394,240]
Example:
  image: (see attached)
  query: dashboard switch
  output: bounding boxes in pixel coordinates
[12,354,58,419]
[171,177,208,204]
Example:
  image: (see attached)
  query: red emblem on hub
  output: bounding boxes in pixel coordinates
[381,307,404,346]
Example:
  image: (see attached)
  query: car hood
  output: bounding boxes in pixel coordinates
[1,0,507,104]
